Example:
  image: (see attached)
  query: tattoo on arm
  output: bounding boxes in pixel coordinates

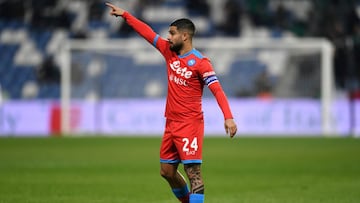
[185,164,205,194]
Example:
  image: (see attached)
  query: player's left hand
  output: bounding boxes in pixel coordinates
[224,119,237,138]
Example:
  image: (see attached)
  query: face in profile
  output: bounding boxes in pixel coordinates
[167,26,184,53]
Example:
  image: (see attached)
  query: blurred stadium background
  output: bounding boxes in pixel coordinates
[0,0,360,137]
[1,1,360,203]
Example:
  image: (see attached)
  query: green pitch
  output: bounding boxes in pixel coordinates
[0,136,360,203]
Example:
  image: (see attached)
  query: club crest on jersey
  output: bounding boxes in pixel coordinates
[187,59,196,66]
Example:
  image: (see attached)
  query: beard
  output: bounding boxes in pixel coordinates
[169,42,183,53]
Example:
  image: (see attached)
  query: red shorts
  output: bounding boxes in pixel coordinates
[160,119,204,164]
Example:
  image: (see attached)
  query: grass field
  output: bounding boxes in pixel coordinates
[0,136,360,203]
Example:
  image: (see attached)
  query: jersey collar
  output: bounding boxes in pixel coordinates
[178,48,195,58]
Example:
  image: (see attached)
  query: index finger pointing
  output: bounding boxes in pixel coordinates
[105,2,115,9]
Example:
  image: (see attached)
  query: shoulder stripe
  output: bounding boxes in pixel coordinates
[192,49,204,59]
[153,34,160,47]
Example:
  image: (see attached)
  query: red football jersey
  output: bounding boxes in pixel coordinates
[157,41,216,120]
[122,12,233,121]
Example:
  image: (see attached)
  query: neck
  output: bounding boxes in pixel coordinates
[178,43,193,56]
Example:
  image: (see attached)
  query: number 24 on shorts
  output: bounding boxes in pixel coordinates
[182,137,198,152]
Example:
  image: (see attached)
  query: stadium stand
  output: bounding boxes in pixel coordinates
[0,0,359,99]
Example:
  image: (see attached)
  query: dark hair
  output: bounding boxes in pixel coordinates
[170,18,196,37]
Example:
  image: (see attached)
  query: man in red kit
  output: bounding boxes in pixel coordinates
[106,2,237,203]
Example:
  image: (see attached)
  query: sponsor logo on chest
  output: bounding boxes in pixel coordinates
[169,60,193,86]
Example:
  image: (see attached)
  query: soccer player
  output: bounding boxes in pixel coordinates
[106,2,237,203]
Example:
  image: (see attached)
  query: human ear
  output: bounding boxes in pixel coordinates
[182,32,188,41]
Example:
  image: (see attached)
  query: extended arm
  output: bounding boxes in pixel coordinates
[106,2,160,47]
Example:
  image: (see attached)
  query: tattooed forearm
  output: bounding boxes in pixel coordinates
[192,184,205,194]
[185,164,205,194]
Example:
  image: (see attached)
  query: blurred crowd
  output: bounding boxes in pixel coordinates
[0,0,360,95]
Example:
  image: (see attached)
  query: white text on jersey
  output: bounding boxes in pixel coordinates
[169,60,192,79]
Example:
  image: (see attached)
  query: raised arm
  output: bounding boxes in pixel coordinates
[106,2,166,50]
[106,2,125,17]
